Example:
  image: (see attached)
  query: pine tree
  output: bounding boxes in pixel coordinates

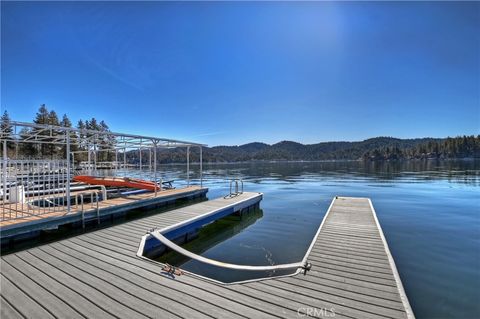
[32,104,51,156]
[18,128,37,158]
[76,120,87,162]
[0,111,14,150]
[60,114,78,156]
[1,111,13,136]
[60,114,72,128]
[96,119,113,160]
[34,104,49,125]
[86,118,99,130]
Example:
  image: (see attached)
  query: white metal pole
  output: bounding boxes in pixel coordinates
[66,132,71,214]
[153,143,157,196]
[2,141,7,216]
[149,148,152,172]
[123,148,126,171]
[139,148,142,171]
[187,146,190,187]
[87,147,91,175]
[94,141,97,174]
[200,146,203,188]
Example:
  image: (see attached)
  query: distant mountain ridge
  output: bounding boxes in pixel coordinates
[130,136,479,163]
[205,137,440,162]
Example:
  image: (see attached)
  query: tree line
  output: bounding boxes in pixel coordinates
[126,136,480,164]
[1,105,478,163]
[1,105,115,161]
[361,135,480,161]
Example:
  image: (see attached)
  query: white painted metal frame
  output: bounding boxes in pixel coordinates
[1,120,206,220]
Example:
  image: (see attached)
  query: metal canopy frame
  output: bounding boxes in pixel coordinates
[2,121,206,150]
[1,120,206,217]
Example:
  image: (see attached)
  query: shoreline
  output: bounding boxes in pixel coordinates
[149,157,480,166]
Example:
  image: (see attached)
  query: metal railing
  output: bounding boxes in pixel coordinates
[227,179,244,197]
[0,158,106,222]
[1,160,70,220]
[76,190,102,229]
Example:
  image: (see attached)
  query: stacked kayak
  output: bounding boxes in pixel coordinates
[73,175,160,191]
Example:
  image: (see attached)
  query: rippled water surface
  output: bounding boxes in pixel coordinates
[132,160,479,318]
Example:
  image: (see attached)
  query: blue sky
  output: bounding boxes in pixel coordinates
[1,1,479,146]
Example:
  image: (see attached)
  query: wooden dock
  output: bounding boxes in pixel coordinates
[0,195,414,319]
[1,186,207,242]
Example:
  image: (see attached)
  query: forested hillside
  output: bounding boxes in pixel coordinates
[143,136,479,163]
[2,105,479,163]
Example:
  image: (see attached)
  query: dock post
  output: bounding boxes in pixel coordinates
[139,147,142,171]
[2,140,7,218]
[199,146,203,188]
[149,148,152,172]
[94,135,97,173]
[153,141,158,196]
[87,146,91,174]
[187,146,190,187]
[123,147,126,172]
[66,132,71,214]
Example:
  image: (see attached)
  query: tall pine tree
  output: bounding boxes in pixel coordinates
[60,114,78,157]
[0,111,14,151]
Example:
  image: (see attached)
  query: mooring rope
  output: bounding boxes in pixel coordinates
[148,231,312,273]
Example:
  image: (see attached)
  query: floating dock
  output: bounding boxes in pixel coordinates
[1,186,207,244]
[0,195,414,319]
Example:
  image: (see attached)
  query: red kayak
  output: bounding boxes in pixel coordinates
[73,175,160,191]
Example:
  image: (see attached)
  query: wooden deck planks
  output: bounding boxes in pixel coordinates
[0,297,23,319]
[304,197,413,319]
[0,186,205,229]
[2,254,116,319]
[0,195,414,319]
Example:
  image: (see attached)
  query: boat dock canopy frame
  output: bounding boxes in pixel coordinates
[1,120,206,218]
[1,121,206,149]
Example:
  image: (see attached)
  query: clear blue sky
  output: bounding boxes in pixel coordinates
[1,1,479,146]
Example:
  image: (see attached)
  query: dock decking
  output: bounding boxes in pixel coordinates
[0,195,414,319]
[1,186,207,242]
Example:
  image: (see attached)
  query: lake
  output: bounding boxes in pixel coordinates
[142,160,479,319]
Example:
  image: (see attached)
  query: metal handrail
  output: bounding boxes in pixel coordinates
[228,179,244,197]
[75,189,103,228]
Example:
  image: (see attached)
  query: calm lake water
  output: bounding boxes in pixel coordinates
[147,160,480,319]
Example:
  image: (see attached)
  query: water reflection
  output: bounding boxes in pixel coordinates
[196,160,480,186]
[157,209,264,266]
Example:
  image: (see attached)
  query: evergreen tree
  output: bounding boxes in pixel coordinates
[34,104,50,125]
[86,118,99,130]
[18,128,36,158]
[48,110,61,157]
[60,114,72,128]
[32,104,51,156]
[0,111,14,151]
[1,111,13,136]
[60,114,78,156]
[98,120,114,161]
[76,120,87,162]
